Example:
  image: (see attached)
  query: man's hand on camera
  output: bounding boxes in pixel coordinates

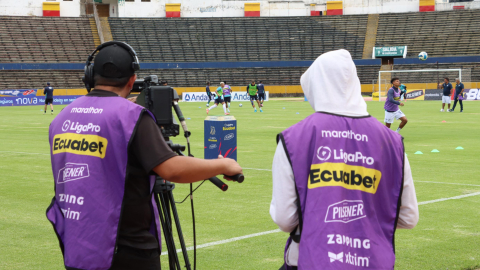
[127,96,137,103]
[217,155,243,181]
[153,155,243,184]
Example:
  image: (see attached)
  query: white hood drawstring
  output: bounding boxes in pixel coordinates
[301,49,369,117]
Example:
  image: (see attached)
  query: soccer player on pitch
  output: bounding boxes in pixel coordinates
[221,82,233,112]
[206,85,229,115]
[246,80,262,112]
[44,82,54,115]
[257,81,266,107]
[206,81,212,107]
[399,83,407,101]
[384,78,408,133]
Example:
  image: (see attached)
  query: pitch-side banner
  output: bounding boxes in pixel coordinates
[182,91,269,102]
[424,89,443,100]
[0,95,82,107]
[0,89,37,97]
[405,89,424,100]
[465,89,480,100]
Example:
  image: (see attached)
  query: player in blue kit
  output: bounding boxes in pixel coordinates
[439,78,453,112]
[257,81,266,107]
[206,81,213,107]
[44,82,54,115]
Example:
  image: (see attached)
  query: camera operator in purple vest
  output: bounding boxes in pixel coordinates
[46,42,242,270]
[270,49,419,270]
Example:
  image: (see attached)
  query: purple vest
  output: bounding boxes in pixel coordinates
[280,112,404,269]
[46,96,162,270]
[384,87,401,111]
[223,85,232,96]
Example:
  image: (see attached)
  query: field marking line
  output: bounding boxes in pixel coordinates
[418,191,480,205]
[243,167,272,171]
[162,189,480,256]
[415,181,480,187]
[161,229,281,256]
[0,150,49,156]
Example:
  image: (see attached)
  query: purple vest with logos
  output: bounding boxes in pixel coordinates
[223,85,232,96]
[384,87,401,111]
[46,96,162,270]
[280,112,404,269]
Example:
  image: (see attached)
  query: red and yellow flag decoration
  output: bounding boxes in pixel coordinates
[310,4,321,16]
[419,0,435,12]
[43,2,60,17]
[244,3,260,17]
[166,3,181,18]
[326,1,343,15]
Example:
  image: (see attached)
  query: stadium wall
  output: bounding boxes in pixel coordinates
[343,0,480,14]
[122,0,308,17]
[2,0,479,17]
[3,82,480,97]
[0,59,380,71]
[1,57,479,94]
[4,56,478,71]
[0,0,81,17]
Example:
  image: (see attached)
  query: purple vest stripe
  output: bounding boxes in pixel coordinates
[280,112,404,269]
[46,96,162,270]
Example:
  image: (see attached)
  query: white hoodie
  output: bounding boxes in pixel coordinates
[270,49,419,266]
[302,49,368,116]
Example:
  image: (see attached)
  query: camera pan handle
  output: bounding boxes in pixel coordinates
[226,174,244,183]
[208,177,228,191]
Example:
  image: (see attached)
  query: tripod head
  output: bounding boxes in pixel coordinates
[165,139,186,153]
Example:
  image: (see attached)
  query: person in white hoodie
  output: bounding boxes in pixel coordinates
[270,49,419,270]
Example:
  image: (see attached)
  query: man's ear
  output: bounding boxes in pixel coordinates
[126,74,137,91]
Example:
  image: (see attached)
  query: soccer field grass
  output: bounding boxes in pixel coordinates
[1,100,479,270]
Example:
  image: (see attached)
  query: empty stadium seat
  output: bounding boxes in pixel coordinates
[0,16,96,63]
[0,70,84,89]
[108,16,369,62]
[376,10,480,58]
[390,63,480,84]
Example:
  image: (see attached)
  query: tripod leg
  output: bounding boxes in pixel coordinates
[167,191,192,270]
[157,193,182,270]
[163,195,176,270]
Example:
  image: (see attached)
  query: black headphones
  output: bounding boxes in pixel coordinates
[82,41,140,92]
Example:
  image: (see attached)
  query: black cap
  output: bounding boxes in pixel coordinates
[93,44,135,78]
[46,82,50,85]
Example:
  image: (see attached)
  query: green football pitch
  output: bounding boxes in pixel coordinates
[1,100,479,270]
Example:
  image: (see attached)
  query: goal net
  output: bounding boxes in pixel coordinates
[374,68,462,101]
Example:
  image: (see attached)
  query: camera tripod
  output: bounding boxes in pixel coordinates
[154,176,191,270]
[153,141,191,270]
[153,141,244,270]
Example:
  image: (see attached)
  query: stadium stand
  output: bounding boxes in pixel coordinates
[376,10,480,57]
[108,15,368,62]
[390,63,480,84]
[0,70,84,90]
[1,64,477,91]
[0,65,385,89]
[0,16,97,63]
[137,67,309,86]
[1,10,480,91]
